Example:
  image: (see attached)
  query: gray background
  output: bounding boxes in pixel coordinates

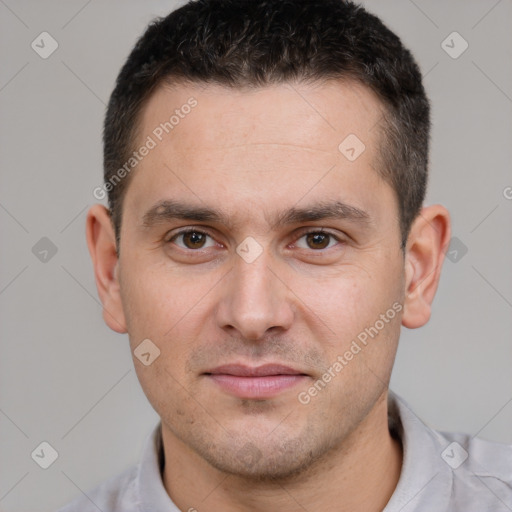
[0,1,511,511]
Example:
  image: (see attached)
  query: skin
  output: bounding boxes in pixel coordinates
[86,79,451,512]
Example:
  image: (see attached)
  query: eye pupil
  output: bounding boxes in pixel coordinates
[184,231,206,249]
[306,232,329,249]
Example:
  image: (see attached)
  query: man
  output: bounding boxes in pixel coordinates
[59,0,512,510]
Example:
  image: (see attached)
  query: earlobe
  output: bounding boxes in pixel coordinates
[401,205,451,329]
[85,204,127,334]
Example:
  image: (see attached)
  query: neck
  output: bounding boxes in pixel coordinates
[162,391,402,512]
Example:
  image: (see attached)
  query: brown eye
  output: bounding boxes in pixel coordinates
[182,231,207,249]
[294,230,341,251]
[169,230,215,250]
[305,232,331,250]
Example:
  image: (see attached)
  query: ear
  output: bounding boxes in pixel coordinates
[402,204,451,329]
[85,204,127,333]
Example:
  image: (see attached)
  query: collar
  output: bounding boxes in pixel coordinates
[384,391,453,511]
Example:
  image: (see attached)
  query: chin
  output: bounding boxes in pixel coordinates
[197,434,326,483]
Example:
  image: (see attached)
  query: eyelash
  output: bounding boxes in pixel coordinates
[166,227,344,251]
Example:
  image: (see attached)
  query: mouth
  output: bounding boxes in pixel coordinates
[203,364,309,399]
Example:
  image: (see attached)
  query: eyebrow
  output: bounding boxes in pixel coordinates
[271,201,372,230]
[141,199,373,230]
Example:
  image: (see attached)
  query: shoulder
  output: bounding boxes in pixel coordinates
[440,429,512,509]
[388,392,512,511]
[57,465,139,512]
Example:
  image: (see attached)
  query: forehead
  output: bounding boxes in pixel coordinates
[141,79,384,153]
[123,79,394,230]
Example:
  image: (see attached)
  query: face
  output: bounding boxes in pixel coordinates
[106,80,409,478]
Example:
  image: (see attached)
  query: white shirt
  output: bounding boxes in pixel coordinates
[57,391,512,511]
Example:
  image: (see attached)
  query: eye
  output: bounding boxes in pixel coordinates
[294,230,342,250]
[168,229,217,250]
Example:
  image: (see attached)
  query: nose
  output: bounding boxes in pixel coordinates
[215,250,294,341]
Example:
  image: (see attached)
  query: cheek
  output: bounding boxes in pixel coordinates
[291,269,372,334]
[292,262,402,353]
[124,270,201,414]
[121,264,214,380]
[132,354,200,433]
[120,261,203,339]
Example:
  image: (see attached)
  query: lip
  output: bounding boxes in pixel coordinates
[204,364,308,399]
